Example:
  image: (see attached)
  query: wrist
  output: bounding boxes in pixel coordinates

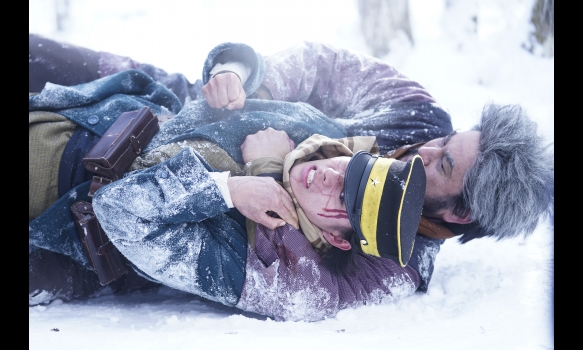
[211,70,241,82]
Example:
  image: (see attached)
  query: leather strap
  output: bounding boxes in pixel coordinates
[417,216,456,239]
[88,176,113,197]
[383,142,426,159]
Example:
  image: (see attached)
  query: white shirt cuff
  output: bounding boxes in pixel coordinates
[209,62,251,85]
[208,171,234,208]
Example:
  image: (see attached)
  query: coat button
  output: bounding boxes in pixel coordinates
[87,115,100,125]
[158,170,169,179]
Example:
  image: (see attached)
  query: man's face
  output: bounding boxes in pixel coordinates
[289,157,352,234]
[401,130,481,221]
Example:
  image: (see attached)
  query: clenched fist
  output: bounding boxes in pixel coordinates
[241,127,295,164]
[202,72,246,110]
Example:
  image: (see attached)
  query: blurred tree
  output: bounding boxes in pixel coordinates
[358,0,413,58]
[529,0,554,57]
[55,0,70,31]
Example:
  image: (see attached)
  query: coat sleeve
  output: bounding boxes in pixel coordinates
[236,225,420,321]
[260,41,437,119]
[92,147,248,306]
[202,42,265,98]
[198,42,452,153]
[259,42,453,153]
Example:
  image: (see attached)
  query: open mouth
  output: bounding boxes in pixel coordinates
[307,169,316,188]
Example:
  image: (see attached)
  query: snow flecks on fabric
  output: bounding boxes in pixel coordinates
[415,241,440,289]
[382,274,417,300]
[278,257,334,321]
[262,41,436,123]
[92,147,244,306]
[234,253,280,318]
[259,42,453,155]
[238,250,335,322]
[146,98,346,165]
[31,82,98,109]
[120,73,135,91]
[237,224,420,322]
[29,290,54,306]
[362,273,417,308]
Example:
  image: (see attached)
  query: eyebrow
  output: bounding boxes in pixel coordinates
[442,131,457,172]
[444,150,455,171]
[442,131,457,146]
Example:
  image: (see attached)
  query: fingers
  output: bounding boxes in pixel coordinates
[227,78,241,101]
[202,83,217,108]
[217,83,230,107]
[202,72,246,110]
[276,203,299,230]
[256,193,298,230]
[227,88,246,110]
[255,214,287,230]
[276,187,299,229]
[263,187,299,230]
[228,176,299,231]
[240,128,294,163]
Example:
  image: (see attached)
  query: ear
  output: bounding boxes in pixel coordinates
[322,230,351,251]
[442,210,472,225]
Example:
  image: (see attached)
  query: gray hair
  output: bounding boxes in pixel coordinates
[459,103,554,242]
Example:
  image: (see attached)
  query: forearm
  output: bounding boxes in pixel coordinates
[92,147,230,242]
[92,147,247,305]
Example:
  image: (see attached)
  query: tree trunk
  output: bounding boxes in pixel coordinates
[55,0,70,31]
[358,0,414,58]
[530,0,554,57]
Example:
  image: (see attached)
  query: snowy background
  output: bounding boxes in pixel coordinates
[29,0,554,349]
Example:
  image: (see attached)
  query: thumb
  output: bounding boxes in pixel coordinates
[258,215,287,230]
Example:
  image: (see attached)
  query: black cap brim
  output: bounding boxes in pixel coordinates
[343,151,426,266]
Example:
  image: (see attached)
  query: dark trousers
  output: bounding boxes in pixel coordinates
[29,34,101,93]
[29,34,203,104]
[29,246,160,305]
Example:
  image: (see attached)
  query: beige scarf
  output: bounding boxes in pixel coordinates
[282,134,378,252]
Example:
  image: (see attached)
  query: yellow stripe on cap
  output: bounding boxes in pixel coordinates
[360,158,395,257]
[395,155,423,267]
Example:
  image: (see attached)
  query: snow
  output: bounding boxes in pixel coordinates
[29,0,553,349]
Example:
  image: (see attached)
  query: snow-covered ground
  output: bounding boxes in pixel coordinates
[29,0,554,349]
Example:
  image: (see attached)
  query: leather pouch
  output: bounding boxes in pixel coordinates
[70,107,159,285]
[71,201,128,286]
[82,106,159,181]
[88,176,113,198]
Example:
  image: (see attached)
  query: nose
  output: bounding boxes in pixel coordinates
[417,146,440,165]
[322,168,343,188]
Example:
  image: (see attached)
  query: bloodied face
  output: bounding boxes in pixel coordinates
[289,157,353,235]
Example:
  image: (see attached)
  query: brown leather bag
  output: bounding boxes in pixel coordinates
[71,106,159,285]
[82,106,159,181]
[71,201,128,286]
